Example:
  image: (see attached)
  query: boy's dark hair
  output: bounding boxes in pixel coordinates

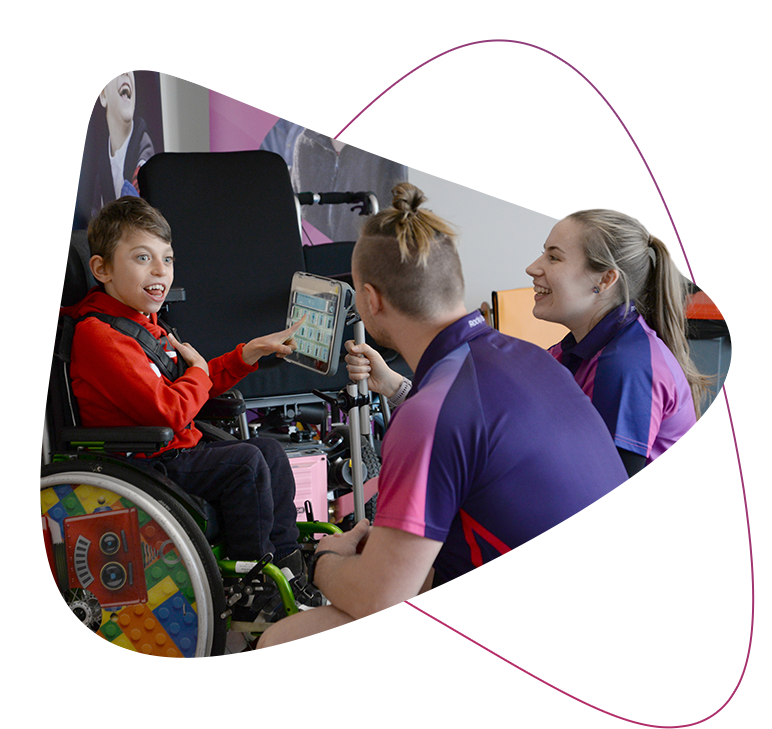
[87,196,172,264]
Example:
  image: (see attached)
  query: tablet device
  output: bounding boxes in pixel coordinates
[285,272,355,376]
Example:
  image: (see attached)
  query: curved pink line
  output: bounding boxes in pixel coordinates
[333,71,415,139]
[459,510,594,658]
[405,600,503,658]
[722,378,732,430]
[574,69,697,286]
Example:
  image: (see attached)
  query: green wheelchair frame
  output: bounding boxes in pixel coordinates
[42,414,342,658]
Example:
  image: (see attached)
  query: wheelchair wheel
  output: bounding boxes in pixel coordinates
[41,459,227,657]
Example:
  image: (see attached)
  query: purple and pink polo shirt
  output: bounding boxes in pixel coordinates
[373,311,628,585]
[549,304,696,463]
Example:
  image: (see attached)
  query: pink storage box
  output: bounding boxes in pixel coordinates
[289,453,328,523]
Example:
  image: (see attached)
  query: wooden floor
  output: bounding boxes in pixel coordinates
[702,469,732,645]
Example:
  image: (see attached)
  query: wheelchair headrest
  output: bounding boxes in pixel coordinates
[61,230,96,307]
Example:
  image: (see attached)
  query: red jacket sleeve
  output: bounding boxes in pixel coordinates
[206,342,260,398]
[71,318,256,432]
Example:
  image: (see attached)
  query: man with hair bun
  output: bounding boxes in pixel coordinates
[259,183,627,648]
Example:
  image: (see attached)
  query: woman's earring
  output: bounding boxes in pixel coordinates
[593,286,600,294]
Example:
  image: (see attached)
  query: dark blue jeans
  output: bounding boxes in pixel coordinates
[152,437,299,561]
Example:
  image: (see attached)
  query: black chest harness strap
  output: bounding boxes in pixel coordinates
[76,312,188,382]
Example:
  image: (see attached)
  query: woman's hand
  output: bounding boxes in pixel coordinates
[167,332,209,376]
[344,341,404,397]
[241,316,305,366]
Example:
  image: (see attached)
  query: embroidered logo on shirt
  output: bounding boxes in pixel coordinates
[468,314,485,328]
[407,625,421,651]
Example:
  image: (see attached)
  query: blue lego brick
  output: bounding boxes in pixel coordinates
[153,594,198,658]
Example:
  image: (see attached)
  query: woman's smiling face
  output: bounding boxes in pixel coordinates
[308,71,359,133]
[525,218,608,341]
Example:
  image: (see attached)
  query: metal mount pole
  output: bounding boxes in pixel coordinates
[349,319,370,522]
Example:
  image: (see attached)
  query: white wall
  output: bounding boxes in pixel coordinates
[408,71,637,308]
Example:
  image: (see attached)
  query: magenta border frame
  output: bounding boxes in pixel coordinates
[121,39,754,729]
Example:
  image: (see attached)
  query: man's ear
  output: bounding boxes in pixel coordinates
[363,283,384,315]
[90,255,111,284]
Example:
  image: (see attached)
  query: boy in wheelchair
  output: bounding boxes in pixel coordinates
[60,195,321,621]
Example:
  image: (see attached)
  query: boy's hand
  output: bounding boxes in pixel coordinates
[167,333,210,376]
[241,316,305,366]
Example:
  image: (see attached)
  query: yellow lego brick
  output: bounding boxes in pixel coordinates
[110,635,142,658]
[40,488,60,514]
[147,576,180,609]
[73,484,123,514]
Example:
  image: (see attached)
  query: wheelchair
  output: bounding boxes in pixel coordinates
[41,239,345,658]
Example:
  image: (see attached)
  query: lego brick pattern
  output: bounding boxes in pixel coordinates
[42,480,202,658]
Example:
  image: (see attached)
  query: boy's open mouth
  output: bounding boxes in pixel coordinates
[144,284,166,300]
[119,83,132,99]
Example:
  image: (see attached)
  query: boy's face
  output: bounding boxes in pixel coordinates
[90,230,174,316]
[99,72,136,125]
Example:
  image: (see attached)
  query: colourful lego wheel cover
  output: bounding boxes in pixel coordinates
[42,470,219,657]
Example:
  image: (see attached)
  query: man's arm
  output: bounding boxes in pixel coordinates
[312,519,443,620]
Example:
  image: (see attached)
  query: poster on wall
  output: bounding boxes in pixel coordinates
[73,71,164,229]
[209,70,408,245]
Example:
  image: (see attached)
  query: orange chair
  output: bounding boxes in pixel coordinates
[485,288,568,349]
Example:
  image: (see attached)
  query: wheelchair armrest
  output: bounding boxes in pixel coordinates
[61,426,174,453]
[196,393,247,420]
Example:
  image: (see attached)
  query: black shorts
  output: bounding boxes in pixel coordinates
[649,547,724,658]
[389,575,526,658]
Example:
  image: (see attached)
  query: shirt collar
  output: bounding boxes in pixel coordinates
[560,303,638,361]
[412,311,490,390]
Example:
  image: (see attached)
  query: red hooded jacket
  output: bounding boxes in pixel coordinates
[60,287,259,454]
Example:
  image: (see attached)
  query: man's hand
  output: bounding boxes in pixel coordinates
[167,332,209,376]
[241,316,305,366]
[344,341,404,398]
[311,517,443,619]
[316,519,371,559]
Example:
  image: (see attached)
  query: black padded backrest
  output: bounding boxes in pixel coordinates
[139,151,318,399]
[62,229,96,307]
[303,241,356,280]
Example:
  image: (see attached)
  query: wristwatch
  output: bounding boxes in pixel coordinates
[387,377,412,408]
[308,549,338,585]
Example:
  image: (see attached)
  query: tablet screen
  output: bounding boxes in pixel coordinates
[285,272,354,376]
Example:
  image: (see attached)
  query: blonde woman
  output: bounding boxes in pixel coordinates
[259,184,627,648]
[526,210,707,476]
